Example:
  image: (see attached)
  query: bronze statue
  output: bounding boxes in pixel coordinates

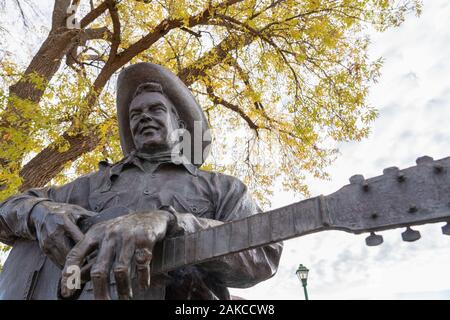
[4,63,449,301]
[0,63,283,300]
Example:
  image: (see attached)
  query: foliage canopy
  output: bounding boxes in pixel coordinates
[0,0,421,206]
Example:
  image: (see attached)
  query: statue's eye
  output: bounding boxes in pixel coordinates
[130,112,139,120]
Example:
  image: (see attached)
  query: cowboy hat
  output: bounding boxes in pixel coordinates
[116,63,210,166]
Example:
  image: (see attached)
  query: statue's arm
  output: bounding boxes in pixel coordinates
[175,214,282,288]
[0,173,94,246]
[0,187,59,245]
[173,176,283,288]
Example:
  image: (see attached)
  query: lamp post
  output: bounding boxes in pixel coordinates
[296,264,309,300]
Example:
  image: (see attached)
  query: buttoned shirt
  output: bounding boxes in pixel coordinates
[0,153,282,300]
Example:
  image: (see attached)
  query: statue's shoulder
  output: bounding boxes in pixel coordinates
[77,160,118,191]
[196,168,248,190]
[91,160,114,177]
[75,160,115,183]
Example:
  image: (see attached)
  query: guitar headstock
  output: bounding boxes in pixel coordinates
[325,156,450,246]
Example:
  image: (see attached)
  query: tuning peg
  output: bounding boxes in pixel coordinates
[383,166,399,175]
[349,174,365,184]
[365,232,383,246]
[349,174,370,191]
[416,155,434,165]
[401,227,421,242]
[442,222,450,235]
[382,166,406,182]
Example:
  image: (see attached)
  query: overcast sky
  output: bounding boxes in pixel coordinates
[232,0,450,300]
[1,1,450,300]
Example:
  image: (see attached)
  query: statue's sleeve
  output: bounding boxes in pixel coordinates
[0,173,94,245]
[176,175,283,289]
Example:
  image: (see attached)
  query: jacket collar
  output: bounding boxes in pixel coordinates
[106,151,198,179]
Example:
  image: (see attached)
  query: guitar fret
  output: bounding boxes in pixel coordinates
[249,212,271,247]
[184,233,197,265]
[213,223,232,257]
[293,197,324,235]
[230,218,249,252]
[172,235,185,270]
[271,205,295,241]
[196,228,214,262]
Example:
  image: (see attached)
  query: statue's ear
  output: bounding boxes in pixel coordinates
[178,119,186,129]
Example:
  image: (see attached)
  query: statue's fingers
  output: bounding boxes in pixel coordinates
[63,218,85,243]
[61,235,98,298]
[113,237,135,300]
[44,241,68,268]
[135,247,153,292]
[134,230,154,292]
[90,238,116,300]
[51,235,74,267]
[40,226,73,267]
[80,258,95,283]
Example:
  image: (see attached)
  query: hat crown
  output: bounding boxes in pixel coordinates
[116,63,210,166]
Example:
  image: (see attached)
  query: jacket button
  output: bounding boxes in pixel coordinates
[191,206,198,213]
[143,190,150,195]
[94,205,100,211]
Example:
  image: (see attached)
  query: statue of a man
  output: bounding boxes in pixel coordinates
[0,63,282,300]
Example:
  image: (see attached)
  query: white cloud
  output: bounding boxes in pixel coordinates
[232,0,450,300]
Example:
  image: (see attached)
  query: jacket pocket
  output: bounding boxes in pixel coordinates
[88,191,119,212]
[171,194,214,217]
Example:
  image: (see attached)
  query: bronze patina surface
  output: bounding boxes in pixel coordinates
[0,63,282,300]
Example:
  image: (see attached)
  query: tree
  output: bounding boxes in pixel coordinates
[0,0,421,256]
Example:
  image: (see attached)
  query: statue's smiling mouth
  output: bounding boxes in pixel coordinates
[140,125,159,135]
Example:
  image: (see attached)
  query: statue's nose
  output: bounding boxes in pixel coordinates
[142,113,153,121]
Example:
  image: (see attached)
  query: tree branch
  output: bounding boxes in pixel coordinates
[80,1,109,28]
[224,57,264,110]
[116,0,245,66]
[178,32,254,85]
[206,85,259,133]
[107,0,121,58]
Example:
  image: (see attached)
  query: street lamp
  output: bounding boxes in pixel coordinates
[296,264,309,300]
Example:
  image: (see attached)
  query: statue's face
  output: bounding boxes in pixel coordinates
[129,91,179,153]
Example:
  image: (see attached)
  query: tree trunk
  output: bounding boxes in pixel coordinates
[1,0,77,169]
[0,1,109,194]
[19,132,100,191]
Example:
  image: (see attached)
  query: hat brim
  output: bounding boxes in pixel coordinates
[116,63,210,166]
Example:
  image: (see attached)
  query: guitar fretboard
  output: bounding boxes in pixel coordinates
[151,195,329,274]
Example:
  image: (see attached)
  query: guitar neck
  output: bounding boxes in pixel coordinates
[151,195,331,274]
[151,155,450,274]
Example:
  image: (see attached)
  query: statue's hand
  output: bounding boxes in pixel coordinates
[30,201,94,267]
[60,210,175,300]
